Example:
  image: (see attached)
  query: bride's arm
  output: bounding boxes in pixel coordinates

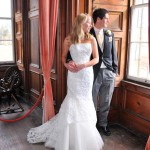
[62,36,77,72]
[62,36,70,65]
[76,37,99,71]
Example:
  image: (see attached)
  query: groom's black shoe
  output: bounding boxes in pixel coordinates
[97,125,111,136]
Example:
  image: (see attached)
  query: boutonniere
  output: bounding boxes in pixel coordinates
[105,30,112,36]
[105,30,112,42]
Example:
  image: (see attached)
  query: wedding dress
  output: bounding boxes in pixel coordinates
[27,43,104,150]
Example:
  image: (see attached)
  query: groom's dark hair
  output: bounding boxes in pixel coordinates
[92,8,109,23]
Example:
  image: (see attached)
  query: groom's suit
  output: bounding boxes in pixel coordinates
[90,28,118,82]
[90,27,118,127]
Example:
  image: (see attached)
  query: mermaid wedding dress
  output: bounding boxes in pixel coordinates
[27,43,104,150]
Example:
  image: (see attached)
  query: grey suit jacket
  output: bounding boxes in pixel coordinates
[90,28,118,81]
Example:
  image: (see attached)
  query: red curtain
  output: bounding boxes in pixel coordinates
[39,0,58,123]
[145,136,150,150]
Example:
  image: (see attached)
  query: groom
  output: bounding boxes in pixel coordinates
[90,8,118,136]
[66,8,118,136]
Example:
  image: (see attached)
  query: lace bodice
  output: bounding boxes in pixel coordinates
[69,43,92,64]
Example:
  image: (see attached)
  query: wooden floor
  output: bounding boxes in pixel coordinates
[0,101,148,150]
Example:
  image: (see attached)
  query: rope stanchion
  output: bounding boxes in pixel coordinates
[0,89,44,123]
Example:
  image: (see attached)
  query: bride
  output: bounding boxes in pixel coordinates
[27,13,104,150]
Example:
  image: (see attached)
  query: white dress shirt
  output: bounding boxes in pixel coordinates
[94,27,106,68]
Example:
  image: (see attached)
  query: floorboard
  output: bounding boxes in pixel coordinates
[0,101,147,150]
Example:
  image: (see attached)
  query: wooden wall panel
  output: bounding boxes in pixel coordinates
[121,111,150,135]
[51,79,56,99]
[108,11,123,31]
[108,87,120,124]
[28,0,43,102]
[120,81,150,135]
[93,0,128,6]
[30,72,42,95]
[125,91,150,121]
[30,18,39,68]
[78,0,92,14]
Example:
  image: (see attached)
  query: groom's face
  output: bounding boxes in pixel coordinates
[98,13,109,28]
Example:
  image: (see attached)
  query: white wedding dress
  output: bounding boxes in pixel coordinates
[27,43,104,150]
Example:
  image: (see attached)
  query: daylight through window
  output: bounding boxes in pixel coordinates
[0,0,14,63]
[127,0,149,83]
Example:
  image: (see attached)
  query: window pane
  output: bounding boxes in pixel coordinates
[0,0,11,18]
[128,3,149,83]
[0,41,14,62]
[131,6,148,42]
[0,20,12,40]
[0,0,14,63]
[134,0,148,5]
[128,43,149,79]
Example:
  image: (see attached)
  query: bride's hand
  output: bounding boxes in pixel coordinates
[68,61,76,67]
[64,61,78,72]
[76,64,86,71]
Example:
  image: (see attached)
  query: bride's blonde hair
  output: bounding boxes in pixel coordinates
[70,13,92,44]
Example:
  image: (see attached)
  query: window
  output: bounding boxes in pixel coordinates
[127,0,149,84]
[0,0,14,63]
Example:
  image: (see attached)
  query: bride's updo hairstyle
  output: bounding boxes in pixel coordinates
[70,13,92,44]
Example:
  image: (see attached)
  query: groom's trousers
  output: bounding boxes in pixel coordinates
[92,68,115,127]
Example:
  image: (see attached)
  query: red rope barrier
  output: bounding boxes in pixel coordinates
[0,89,44,123]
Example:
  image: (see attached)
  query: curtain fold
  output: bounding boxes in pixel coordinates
[145,136,150,150]
[39,0,58,123]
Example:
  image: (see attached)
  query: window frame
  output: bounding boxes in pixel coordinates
[126,1,149,86]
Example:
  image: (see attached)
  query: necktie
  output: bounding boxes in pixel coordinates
[96,32,103,49]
